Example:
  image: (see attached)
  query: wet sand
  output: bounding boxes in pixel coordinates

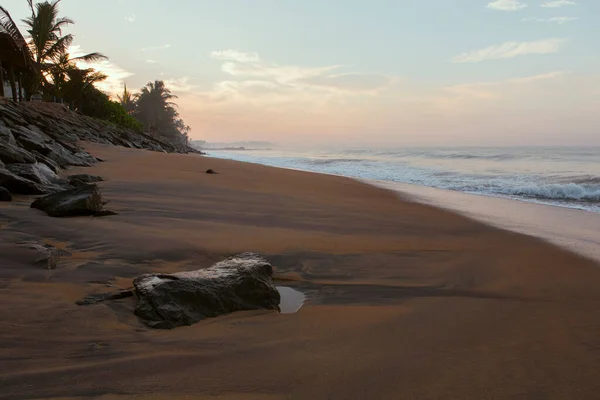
[373,181,600,263]
[1,143,600,399]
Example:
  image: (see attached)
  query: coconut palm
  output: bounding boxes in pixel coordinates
[45,50,107,100]
[134,80,178,133]
[117,84,136,113]
[22,0,106,95]
[62,66,107,112]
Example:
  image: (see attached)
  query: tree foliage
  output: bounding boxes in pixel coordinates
[2,2,190,145]
[134,80,189,144]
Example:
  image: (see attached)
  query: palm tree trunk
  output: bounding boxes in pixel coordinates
[17,71,23,102]
[8,64,17,102]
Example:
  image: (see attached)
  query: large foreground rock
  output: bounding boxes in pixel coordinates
[133,253,281,329]
[30,184,114,217]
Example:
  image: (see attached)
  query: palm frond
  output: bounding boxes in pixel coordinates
[0,6,28,48]
[70,52,108,62]
[43,33,73,60]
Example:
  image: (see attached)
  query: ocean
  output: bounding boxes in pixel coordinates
[207,146,600,213]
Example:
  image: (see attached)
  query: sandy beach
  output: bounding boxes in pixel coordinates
[2,143,600,400]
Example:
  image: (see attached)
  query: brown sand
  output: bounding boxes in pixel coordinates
[1,143,600,399]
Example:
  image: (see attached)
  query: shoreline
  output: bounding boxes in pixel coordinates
[371,180,600,264]
[206,150,600,214]
[2,143,600,399]
[206,153,600,263]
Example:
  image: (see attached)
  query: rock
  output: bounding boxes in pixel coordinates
[68,174,103,187]
[0,122,17,145]
[30,184,114,217]
[0,186,12,201]
[46,145,94,168]
[11,125,56,155]
[0,104,27,125]
[31,150,61,174]
[6,163,68,188]
[0,167,47,194]
[206,169,217,174]
[133,253,281,329]
[0,140,37,164]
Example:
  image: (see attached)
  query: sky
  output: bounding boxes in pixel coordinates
[3,0,599,146]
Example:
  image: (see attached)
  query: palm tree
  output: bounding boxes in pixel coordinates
[22,0,106,95]
[23,0,73,65]
[62,66,107,112]
[45,50,107,101]
[117,83,136,113]
[135,80,178,133]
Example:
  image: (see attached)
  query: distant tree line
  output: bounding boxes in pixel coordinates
[0,0,189,145]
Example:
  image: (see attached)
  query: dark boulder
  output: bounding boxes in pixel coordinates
[68,173,103,187]
[206,169,217,174]
[30,184,114,217]
[0,140,37,164]
[46,145,94,168]
[11,125,56,155]
[0,186,12,201]
[0,122,16,145]
[0,167,47,194]
[6,163,68,188]
[31,150,61,174]
[133,253,281,329]
[0,104,27,125]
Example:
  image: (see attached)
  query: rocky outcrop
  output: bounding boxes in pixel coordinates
[7,163,67,187]
[0,167,48,194]
[0,100,200,196]
[0,137,37,164]
[30,184,115,217]
[133,253,281,329]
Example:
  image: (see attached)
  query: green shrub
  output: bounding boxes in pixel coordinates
[81,88,142,132]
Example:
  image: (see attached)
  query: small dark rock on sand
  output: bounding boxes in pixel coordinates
[206,169,217,174]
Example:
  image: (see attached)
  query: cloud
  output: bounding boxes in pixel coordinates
[124,14,136,23]
[164,77,196,93]
[68,45,133,96]
[208,49,394,97]
[210,50,260,63]
[141,44,171,52]
[146,59,158,63]
[523,16,578,24]
[452,38,566,63]
[487,0,527,11]
[541,0,576,7]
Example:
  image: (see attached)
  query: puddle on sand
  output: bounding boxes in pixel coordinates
[277,286,306,314]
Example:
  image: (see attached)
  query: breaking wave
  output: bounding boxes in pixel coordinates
[499,183,600,202]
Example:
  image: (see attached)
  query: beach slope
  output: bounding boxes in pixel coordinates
[1,143,600,399]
